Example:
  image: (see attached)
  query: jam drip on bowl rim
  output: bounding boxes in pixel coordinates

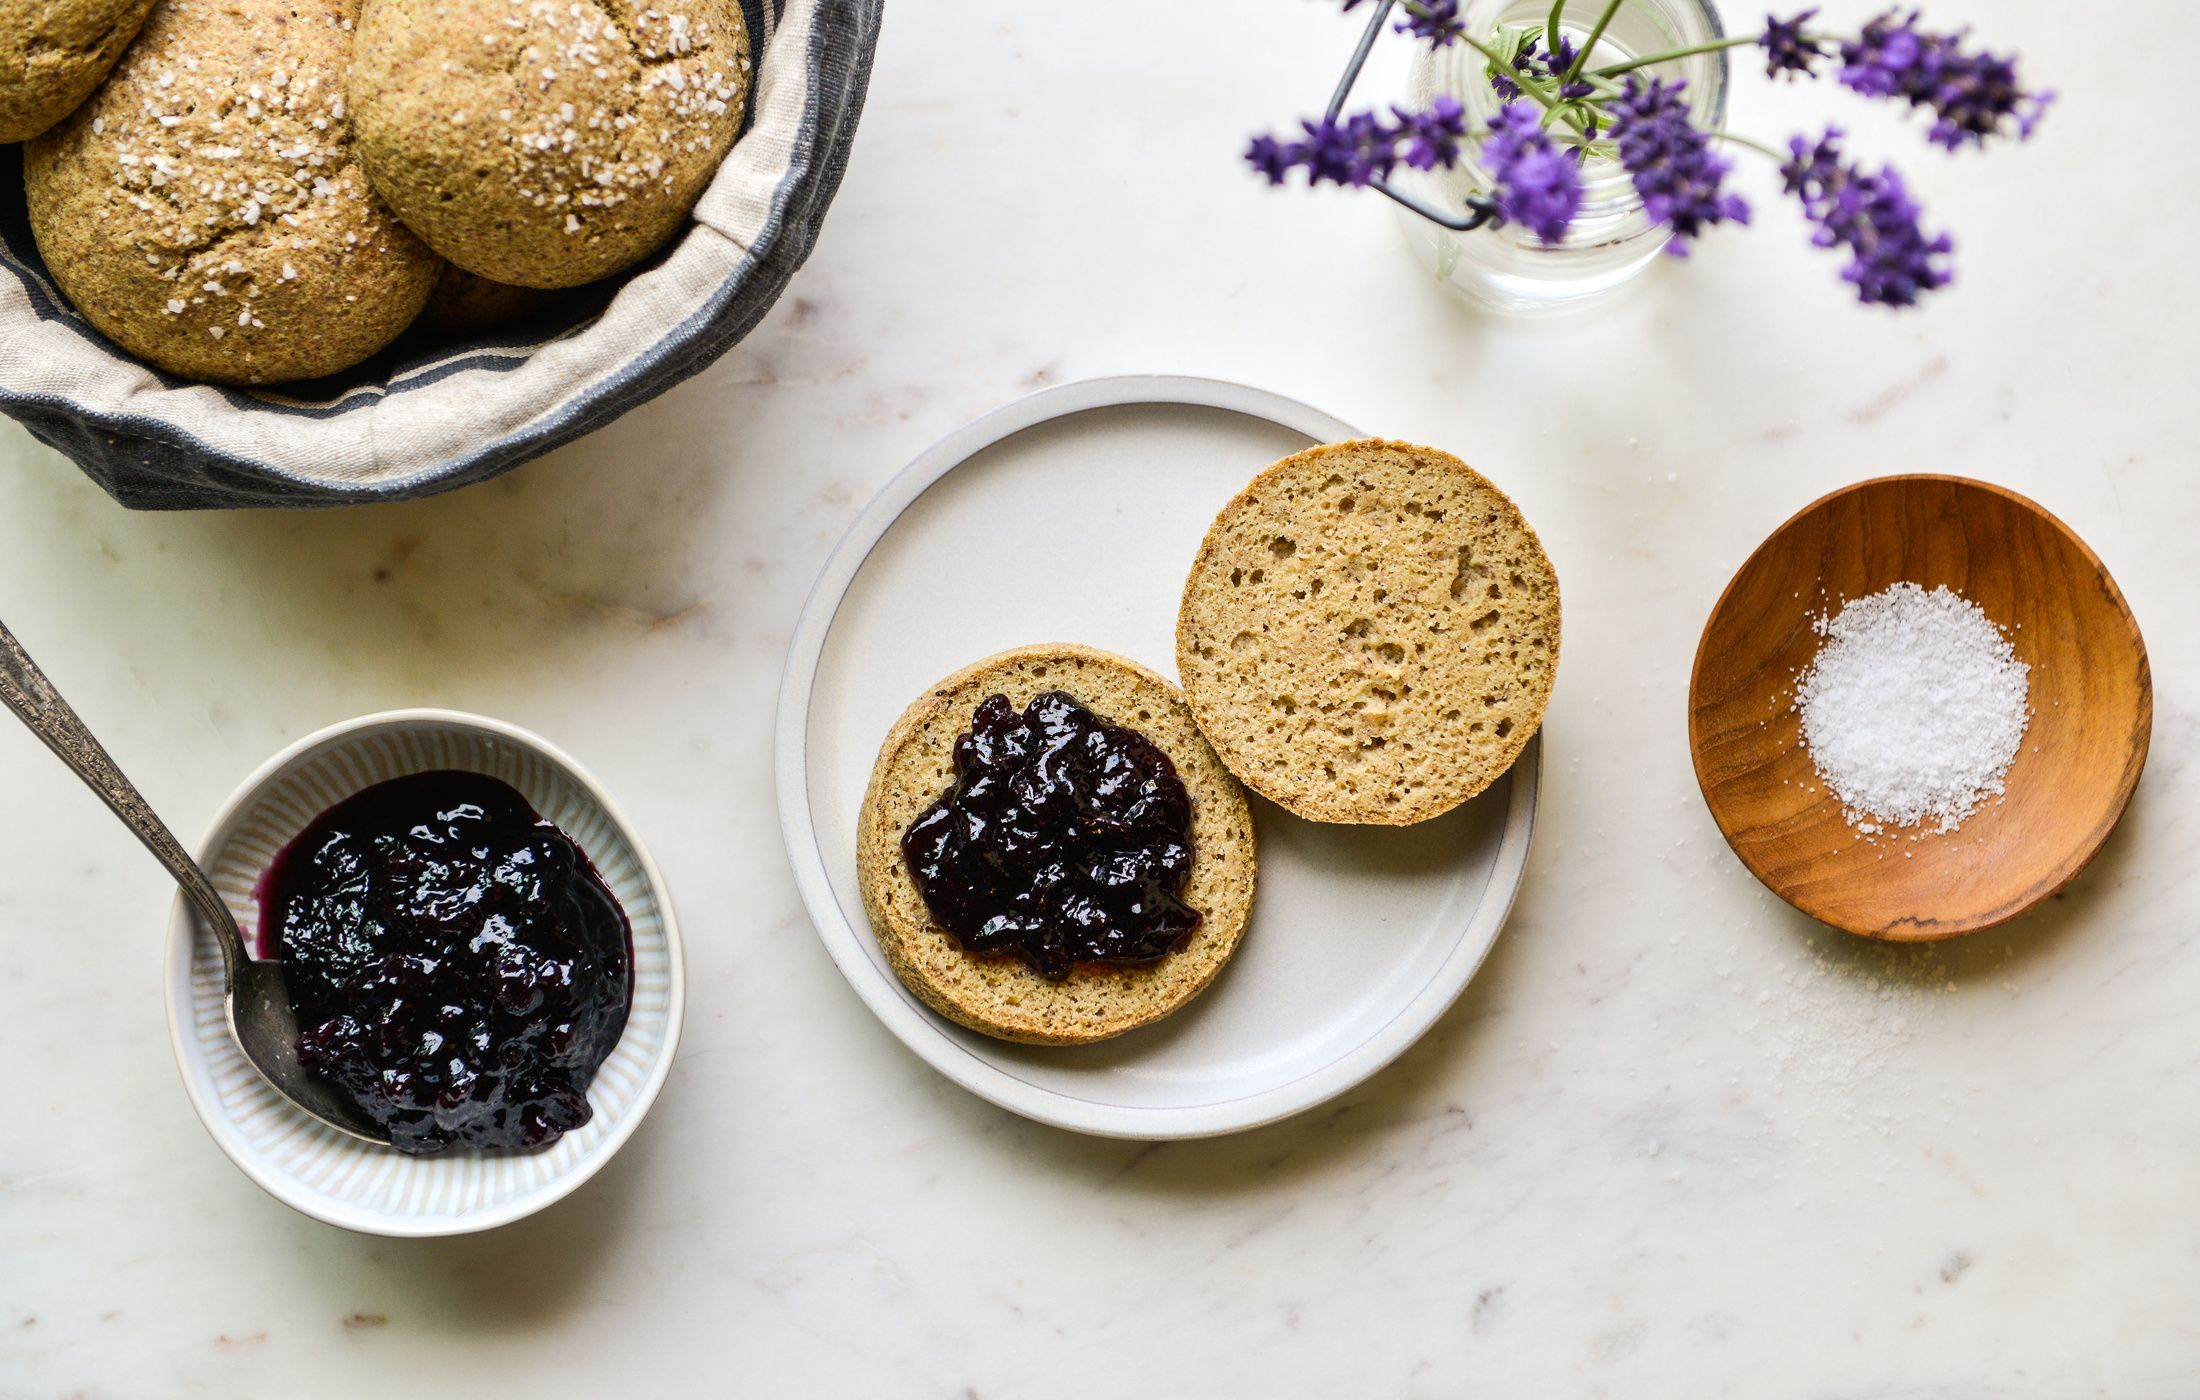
[258,770,632,1155]
[901,691,1202,980]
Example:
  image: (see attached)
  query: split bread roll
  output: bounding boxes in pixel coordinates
[1177,439,1561,825]
[857,645,1258,1046]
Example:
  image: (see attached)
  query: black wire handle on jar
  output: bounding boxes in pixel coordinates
[1328,0,1499,232]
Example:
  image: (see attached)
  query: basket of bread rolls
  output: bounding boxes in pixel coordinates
[0,0,880,507]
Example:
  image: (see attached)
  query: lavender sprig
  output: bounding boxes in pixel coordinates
[1783,130,1954,306]
[1488,36,1538,101]
[1760,8,1824,78]
[1251,113,1391,187]
[1483,102,1585,244]
[1837,10,2053,150]
[1245,98,1469,187]
[1547,35,1595,100]
[1488,34,1595,103]
[1396,96,1470,170]
[1339,0,1467,46]
[1605,77,1751,255]
[1255,1,2046,309]
[1396,0,1467,46]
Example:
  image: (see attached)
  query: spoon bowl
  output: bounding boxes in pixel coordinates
[224,958,392,1142]
[0,619,390,1144]
[1688,475,2152,940]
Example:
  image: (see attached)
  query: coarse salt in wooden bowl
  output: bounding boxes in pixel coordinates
[1688,475,2152,941]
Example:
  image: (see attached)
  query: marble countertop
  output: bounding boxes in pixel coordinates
[3,1,2195,1394]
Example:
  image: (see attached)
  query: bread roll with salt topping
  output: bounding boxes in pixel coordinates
[0,0,159,143]
[24,0,442,385]
[351,0,751,289]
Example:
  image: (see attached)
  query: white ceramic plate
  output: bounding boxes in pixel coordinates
[777,375,1540,1139]
[163,710,683,1236]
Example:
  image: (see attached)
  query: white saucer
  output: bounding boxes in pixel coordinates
[776,375,1539,1138]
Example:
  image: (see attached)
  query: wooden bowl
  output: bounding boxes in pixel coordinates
[1689,475,2151,940]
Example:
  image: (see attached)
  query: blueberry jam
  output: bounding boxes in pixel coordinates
[901,691,1202,980]
[258,770,631,1155]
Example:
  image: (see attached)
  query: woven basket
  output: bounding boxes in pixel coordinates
[0,0,881,509]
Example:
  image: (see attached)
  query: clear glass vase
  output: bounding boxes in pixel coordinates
[1392,0,1730,314]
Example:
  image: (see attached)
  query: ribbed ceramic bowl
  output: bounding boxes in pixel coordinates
[162,710,682,1236]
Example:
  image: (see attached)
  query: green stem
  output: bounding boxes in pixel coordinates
[1590,33,1762,78]
[1544,103,1596,142]
[1710,128,1788,161]
[1565,0,1628,82]
[1467,29,1605,145]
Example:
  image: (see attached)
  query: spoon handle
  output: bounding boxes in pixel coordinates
[0,617,251,972]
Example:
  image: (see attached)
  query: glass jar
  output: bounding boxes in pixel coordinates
[1392,0,1731,314]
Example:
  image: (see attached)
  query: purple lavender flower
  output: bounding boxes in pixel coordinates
[1245,99,1472,187]
[1485,33,1593,102]
[1547,34,1595,101]
[1783,129,1954,306]
[1838,10,2052,150]
[1246,0,2025,312]
[1243,117,1379,188]
[1395,95,1468,170]
[1487,35,1538,100]
[1482,102,1583,245]
[1918,46,2053,148]
[1605,77,1751,255]
[1335,0,1464,45]
[1395,0,1466,47]
[1760,9,1824,79]
[1246,133,1295,186]
[1837,11,1928,98]
[1305,111,1397,185]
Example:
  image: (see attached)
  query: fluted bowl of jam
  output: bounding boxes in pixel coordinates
[163,710,683,1237]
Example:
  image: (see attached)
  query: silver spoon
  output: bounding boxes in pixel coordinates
[0,617,391,1146]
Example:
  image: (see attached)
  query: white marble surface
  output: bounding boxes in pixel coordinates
[3,1,2196,1394]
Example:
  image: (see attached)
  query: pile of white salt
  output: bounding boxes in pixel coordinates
[1793,582,2031,837]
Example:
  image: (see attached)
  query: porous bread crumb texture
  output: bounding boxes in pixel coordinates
[1177,440,1561,826]
[351,0,750,289]
[0,0,159,142]
[857,645,1259,1047]
[23,0,442,385]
